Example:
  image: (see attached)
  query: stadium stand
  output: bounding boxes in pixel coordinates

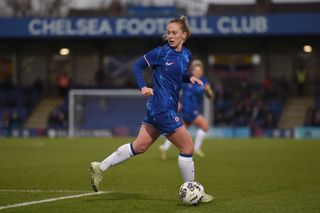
[0,80,41,133]
[47,98,68,129]
[213,77,288,129]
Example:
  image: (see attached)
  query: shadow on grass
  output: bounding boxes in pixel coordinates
[87,192,174,203]
[87,191,214,210]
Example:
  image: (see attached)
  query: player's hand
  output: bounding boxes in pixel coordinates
[141,87,154,97]
[190,76,203,86]
[178,102,182,112]
[205,84,211,90]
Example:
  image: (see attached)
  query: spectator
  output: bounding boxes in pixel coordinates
[1,74,13,91]
[296,66,307,96]
[9,111,22,129]
[57,72,71,96]
[262,111,276,129]
[47,106,68,129]
[33,77,43,94]
[262,75,273,92]
[0,111,10,130]
[304,106,315,126]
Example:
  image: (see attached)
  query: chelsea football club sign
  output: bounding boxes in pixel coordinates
[27,16,267,36]
[0,13,320,38]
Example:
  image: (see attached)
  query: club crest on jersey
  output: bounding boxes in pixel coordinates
[174,116,180,122]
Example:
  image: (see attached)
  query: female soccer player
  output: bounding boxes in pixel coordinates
[159,60,213,159]
[89,16,213,203]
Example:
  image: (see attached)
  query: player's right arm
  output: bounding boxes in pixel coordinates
[133,57,154,97]
[133,59,153,96]
[132,57,146,86]
[141,87,154,97]
[133,47,161,96]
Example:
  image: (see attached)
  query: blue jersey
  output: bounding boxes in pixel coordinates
[143,44,192,114]
[181,77,208,113]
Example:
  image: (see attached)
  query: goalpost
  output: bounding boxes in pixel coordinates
[68,89,212,138]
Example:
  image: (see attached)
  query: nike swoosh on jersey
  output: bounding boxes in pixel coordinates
[165,62,174,66]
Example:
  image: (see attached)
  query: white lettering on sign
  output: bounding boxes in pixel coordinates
[28,19,41,35]
[115,18,172,35]
[28,17,267,37]
[189,18,213,34]
[28,18,113,36]
[217,16,268,34]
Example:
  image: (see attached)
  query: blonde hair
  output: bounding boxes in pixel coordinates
[190,59,204,71]
[163,15,190,41]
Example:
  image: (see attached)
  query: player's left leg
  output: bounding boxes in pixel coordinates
[166,125,194,182]
[159,122,191,160]
[166,126,213,203]
[192,115,209,157]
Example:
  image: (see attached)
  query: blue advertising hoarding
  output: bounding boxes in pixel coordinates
[295,127,320,139]
[0,13,320,38]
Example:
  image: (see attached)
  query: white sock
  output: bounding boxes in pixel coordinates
[178,155,195,182]
[99,143,135,172]
[194,129,206,151]
[162,139,172,151]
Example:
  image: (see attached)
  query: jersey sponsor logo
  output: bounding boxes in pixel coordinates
[165,62,174,66]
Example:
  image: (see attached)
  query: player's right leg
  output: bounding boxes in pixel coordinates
[159,139,171,160]
[90,124,160,192]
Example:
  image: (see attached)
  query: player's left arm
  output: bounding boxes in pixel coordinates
[204,83,214,99]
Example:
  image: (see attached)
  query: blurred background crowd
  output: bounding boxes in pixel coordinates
[0,0,319,137]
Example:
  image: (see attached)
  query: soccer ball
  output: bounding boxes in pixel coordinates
[179,181,204,205]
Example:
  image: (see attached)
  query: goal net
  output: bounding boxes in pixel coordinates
[68,89,212,137]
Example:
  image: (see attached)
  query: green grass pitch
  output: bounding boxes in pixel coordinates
[0,138,320,212]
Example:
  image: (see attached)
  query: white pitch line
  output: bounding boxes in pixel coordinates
[0,189,90,193]
[0,191,110,211]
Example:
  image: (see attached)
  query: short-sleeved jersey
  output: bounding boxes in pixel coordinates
[143,44,192,114]
[181,77,208,113]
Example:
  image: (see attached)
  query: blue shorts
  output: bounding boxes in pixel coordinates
[181,109,200,123]
[142,110,184,135]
